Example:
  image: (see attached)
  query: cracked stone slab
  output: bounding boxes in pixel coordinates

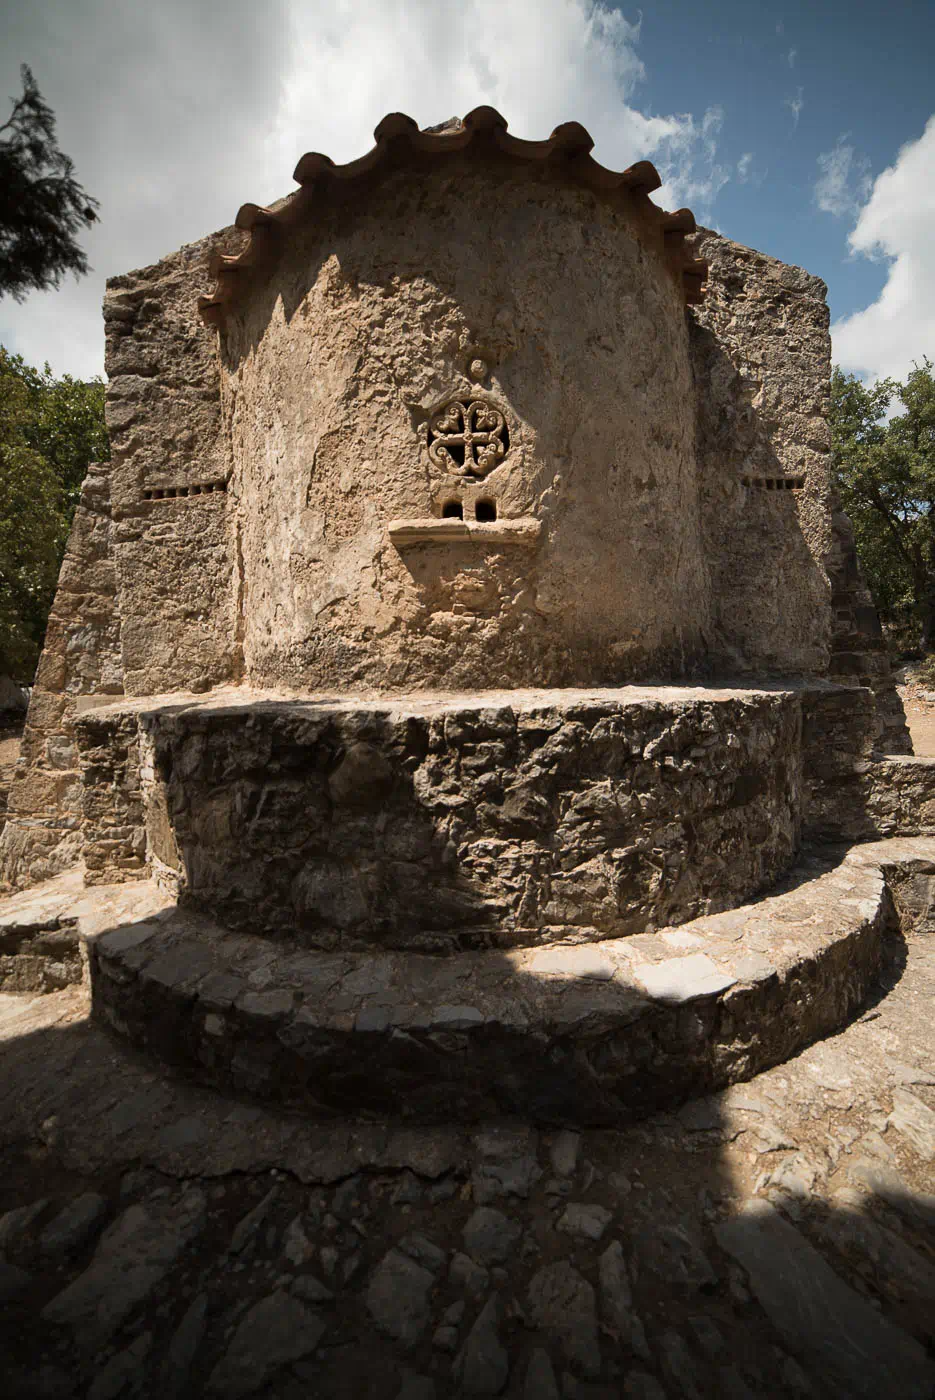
[887,1088,935,1160]
[205,1290,326,1398]
[526,945,617,980]
[41,1189,206,1350]
[452,1294,509,1395]
[39,1193,107,1256]
[0,1199,48,1248]
[366,1248,436,1348]
[631,953,737,1002]
[715,1199,935,1399]
[526,1260,601,1378]
[463,1207,522,1265]
[557,1203,613,1242]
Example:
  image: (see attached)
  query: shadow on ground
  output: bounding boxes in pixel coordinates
[0,892,934,1400]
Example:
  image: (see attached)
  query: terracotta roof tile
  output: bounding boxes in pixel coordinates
[199,106,706,326]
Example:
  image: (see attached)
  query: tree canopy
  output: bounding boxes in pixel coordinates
[0,65,99,302]
[831,359,935,650]
[0,348,108,681]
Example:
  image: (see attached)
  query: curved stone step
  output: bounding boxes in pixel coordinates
[79,837,935,1126]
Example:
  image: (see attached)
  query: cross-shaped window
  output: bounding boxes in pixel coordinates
[426,399,509,477]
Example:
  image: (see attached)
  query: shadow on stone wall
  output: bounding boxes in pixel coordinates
[689,320,832,681]
[137,692,807,956]
[73,686,935,954]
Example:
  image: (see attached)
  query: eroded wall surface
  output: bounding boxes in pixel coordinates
[0,231,245,889]
[223,165,711,691]
[104,230,243,697]
[689,230,908,748]
[824,503,912,754]
[0,465,123,887]
[74,683,930,939]
[689,229,834,677]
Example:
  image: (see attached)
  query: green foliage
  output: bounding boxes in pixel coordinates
[0,65,99,301]
[15,357,108,511]
[0,347,109,680]
[831,359,935,650]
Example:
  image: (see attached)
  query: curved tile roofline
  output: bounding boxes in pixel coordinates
[198,106,707,327]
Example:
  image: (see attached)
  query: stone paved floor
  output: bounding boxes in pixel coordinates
[1,888,934,1398]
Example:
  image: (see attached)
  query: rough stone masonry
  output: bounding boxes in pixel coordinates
[0,105,911,895]
[3,106,935,1400]
[2,106,932,1133]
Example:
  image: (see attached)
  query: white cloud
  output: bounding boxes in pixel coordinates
[832,116,935,384]
[270,0,660,174]
[814,136,871,216]
[0,0,291,378]
[786,47,797,68]
[784,86,804,129]
[735,151,767,190]
[0,0,731,379]
[654,105,731,222]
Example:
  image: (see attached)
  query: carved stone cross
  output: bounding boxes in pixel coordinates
[426,398,508,477]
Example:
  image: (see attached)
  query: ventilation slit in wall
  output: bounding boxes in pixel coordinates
[741,475,805,492]
[143,479,228,502]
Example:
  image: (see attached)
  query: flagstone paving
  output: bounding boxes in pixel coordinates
[0,856,934,1397]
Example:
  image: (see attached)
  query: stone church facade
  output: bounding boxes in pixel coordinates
[0,107,909,894]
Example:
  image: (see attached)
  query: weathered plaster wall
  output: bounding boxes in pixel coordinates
[689,229,834,677]
[103,230,244,697]
[223,164,711,691]
[0,464,123,889]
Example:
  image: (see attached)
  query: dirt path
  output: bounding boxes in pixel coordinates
[899,689,935,757]
[0,729,22,835]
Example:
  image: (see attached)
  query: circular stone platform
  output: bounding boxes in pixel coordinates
[124,686,807,951]
[76,838,924,1125]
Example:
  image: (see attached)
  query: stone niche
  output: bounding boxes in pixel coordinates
[219,133,709,692]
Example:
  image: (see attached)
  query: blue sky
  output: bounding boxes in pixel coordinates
[1,0,932,384]
[636,0,935,328]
